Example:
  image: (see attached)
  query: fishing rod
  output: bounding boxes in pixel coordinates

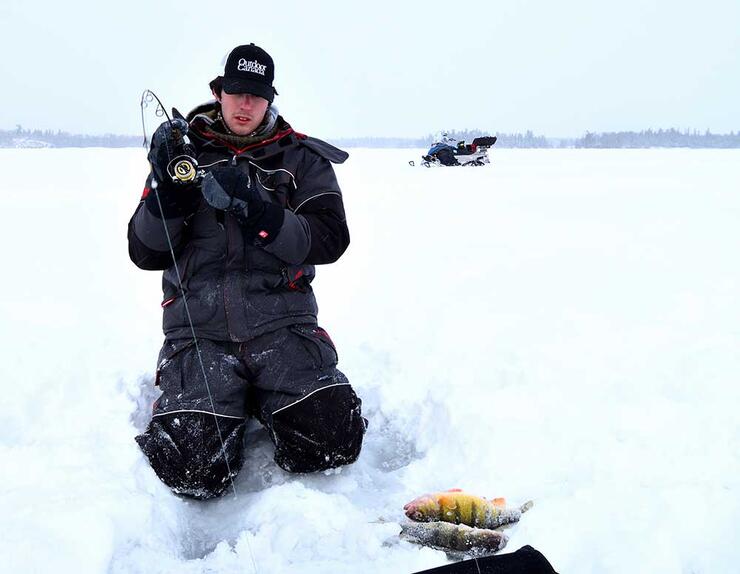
[140,89,204,185]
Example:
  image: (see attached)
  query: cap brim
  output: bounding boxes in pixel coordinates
[222,78,275,100]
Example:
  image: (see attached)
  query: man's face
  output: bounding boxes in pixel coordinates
[218,92,269,136]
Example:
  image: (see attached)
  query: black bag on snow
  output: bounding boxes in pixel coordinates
[411,545,558,574]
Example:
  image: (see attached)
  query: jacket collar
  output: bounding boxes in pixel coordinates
[188,102,300,158]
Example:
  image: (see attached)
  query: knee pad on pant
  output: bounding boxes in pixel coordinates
[271,385,367,473]
[136,412,246,499]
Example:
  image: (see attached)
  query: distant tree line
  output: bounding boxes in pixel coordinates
[0,126,141,148]
[423,129,551,148]
[491,131,550,148]
[338,129,740,149]
[328,136,427,148]
[331,130,551,149]
[573,128,740,148]
[2,125,739,149]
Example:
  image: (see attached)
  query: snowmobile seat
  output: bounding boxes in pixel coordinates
[454,142,476,155]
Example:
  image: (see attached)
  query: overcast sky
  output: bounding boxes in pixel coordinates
[1,0,738,138]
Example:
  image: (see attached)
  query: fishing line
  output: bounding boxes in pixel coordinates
[141,89,262,574]
[139,90,240,501]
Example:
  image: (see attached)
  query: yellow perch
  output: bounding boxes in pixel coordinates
[400,521,508,556]
[403,489,533,529]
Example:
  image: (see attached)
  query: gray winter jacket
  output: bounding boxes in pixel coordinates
[128,106,349,342]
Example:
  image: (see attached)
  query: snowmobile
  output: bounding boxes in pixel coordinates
[418,133,497,167]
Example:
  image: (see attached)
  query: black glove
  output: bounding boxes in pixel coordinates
[201,166,284,245]
[148,118,195,186]
[201,167,258,212]
[144,119,200,219]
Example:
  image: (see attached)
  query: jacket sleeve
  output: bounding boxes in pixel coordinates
[260,151,349,265]
[127,174,192,270]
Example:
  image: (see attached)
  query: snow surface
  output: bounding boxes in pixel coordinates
[0,148,738,573]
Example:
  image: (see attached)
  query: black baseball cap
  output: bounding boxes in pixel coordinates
[220,44,278,101]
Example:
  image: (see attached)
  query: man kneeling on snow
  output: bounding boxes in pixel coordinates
[127,44,366,499]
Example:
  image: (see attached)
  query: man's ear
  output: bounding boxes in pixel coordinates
[212,88,221,102]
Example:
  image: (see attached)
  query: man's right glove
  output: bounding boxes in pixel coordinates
[148,118,193,185]
[144,119,201,219]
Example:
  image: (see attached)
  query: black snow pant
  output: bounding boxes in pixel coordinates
[135,324,367,499]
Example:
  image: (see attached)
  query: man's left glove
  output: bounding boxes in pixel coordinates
[201,166,285,245]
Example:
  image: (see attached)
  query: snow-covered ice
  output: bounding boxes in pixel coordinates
[0,148,738,573]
